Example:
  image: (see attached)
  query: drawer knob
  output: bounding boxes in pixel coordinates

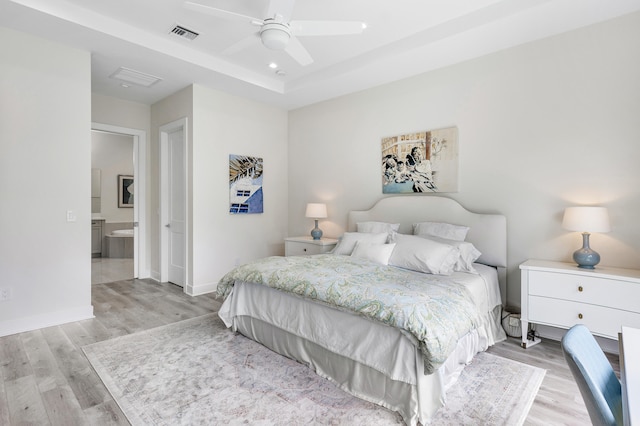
[303,248,307,252]
[578,313,583,319]
[578,286,583,292]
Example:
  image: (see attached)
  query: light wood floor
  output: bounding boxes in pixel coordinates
[0,278,618,425]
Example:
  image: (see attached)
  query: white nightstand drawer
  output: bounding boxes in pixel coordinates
[286,241,326,256]
[529,296,640,339]
[284,237,338,257]
[528,270,640,313]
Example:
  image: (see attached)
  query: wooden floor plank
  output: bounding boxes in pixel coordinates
[40,385,86,426]
[0,334,33,382]
[82,399,129,425]
[41,326,111,410]
[0,378,10,425]
[19,330,68,393]
[4,375,50,425]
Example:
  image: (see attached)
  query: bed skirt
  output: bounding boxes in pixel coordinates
[220,281,505,425]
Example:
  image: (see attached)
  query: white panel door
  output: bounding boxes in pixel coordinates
[167,128,185,286]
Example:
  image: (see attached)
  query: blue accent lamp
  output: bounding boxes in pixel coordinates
[305,203,327,240]
[562,206,611,269]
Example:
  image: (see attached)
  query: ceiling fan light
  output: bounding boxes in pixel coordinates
[261,24,290,50]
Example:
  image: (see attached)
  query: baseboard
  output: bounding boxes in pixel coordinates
[185,282,217,296]
[534,324,620,355]
[0,305,94,338]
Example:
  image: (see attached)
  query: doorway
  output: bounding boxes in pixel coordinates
[159,118,188,289]
[91,122,148,282]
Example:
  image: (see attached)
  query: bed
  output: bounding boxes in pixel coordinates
[217,196,507,425]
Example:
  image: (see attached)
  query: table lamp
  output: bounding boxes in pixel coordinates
[562,206,610,269]
[305,203,327,240]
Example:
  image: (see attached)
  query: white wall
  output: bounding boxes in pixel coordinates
[149,85,288,294]
[92,94,151,132]
[190,85,288,294]
[0,27,93,335]
[91,131,134,222]
[288,12,640,309]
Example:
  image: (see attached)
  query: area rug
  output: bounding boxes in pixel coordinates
[82,314,545,425]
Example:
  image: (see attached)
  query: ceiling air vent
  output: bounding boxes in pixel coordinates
[109,67,162,88]
[170,25,199,41]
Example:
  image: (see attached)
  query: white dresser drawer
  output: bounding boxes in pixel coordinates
[529,296,640,339]
[520,260,640,348]
[528,270,640,313]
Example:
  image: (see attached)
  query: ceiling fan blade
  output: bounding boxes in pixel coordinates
[221,33,260,56]
[290,20,365,37]
[265,0,296,22]
[184,1,262,25]
[285,36,313,66]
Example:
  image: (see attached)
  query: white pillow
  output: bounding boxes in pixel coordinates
[356,221,400,233]
[413,221,470,242]
[388,234,460,275]
[416,235,481,273]
[351,242,396,265]
[332,232,389,255]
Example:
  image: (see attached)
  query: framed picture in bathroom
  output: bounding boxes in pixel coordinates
[118,175,134,208]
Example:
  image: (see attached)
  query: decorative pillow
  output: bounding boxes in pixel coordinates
[351,242,396,265]
[388,234,460,275]
[356,221,401,233]
[416,235,481,273]
[413,221,470,242]
[332,232,389,255]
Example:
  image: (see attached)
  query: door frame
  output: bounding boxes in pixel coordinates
[91,122,148,279]
[159,117,189,291]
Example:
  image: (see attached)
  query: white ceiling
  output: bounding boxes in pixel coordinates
[2,0,639,110]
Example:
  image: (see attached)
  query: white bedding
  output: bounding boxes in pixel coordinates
[218,262,505,425]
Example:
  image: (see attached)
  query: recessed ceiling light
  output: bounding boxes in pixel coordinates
[268,62,278,69]
[361,23,368,30]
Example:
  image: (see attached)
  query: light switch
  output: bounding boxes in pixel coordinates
[66,210,77,222]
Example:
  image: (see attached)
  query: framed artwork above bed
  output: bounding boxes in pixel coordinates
[381,126,458,193]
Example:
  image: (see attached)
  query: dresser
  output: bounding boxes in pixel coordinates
[520,259,640,349]
[284,236,338,256]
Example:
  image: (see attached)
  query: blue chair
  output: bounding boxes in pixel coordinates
[561,324,623,426]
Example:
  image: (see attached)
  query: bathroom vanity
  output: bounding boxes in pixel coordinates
[91,218,104,257]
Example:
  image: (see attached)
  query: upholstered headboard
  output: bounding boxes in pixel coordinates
[348,196,507,304]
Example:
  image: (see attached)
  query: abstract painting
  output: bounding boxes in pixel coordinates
[381,127,458,193]
[118,175,134,207]
[229,155,263,214]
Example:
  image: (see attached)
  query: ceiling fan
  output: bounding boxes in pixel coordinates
[184,0,366,66]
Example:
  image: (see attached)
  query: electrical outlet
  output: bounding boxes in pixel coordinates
[0,287,10,302]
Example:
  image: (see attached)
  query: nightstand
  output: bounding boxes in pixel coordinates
[284,236,338,256]
[520,259,640,349]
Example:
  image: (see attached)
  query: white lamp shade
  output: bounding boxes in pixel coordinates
[562,207,611,233]
[305,203,327,219]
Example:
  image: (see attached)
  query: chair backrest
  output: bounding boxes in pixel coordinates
[561,324,623,426]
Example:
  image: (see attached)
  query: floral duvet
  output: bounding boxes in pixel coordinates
[217,254,483,374]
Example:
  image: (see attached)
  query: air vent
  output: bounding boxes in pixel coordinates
[109,67,162,88]
[170,25,199,41]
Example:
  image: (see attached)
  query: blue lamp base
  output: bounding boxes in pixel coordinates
[310,219,323,240]
[573,232,600,269]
